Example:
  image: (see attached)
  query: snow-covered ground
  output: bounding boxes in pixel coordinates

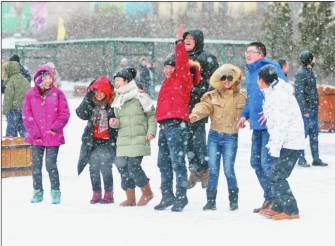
[1,82,335,246]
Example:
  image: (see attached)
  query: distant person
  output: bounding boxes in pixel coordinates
[9,54,31,83]
[257,65,304,220]
[138,57,155,98]
[190,64,247,211]
[110,67,157,207]
[76,76,117,204]
[294,51,328,167]
[237,42,289,213]
[277,58,290,77]
[182,29,220,190]
[3,61,31,137]
[23,65,70,204]
[154,24,201,212]
[1,62,9,94]
[46,62,62,89]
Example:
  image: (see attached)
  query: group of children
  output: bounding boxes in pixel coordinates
[22,25,303,219]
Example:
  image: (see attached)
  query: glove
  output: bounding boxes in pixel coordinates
[84,89,95,103]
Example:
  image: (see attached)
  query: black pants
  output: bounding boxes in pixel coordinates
[115,156,149,190]
[89,139,114,191]
[31,145,60,191]
[269,148,302,216]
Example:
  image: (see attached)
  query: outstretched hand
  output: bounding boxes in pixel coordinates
[177,24,184,40]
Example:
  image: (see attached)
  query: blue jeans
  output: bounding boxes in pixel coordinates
[250,129,273,202]
[207,130,238,190]
[299,107,319,161]
[157,120,189,190]
[187,120,208,172]
[6,109,26,137]
[147,85,155,99]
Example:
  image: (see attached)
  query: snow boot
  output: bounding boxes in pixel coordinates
[187,170,201,189]
[200,168,209,188]
[203,188,217,211]
[51,190,61,204]
[312,159,328,166]
[137,183,154,206]
[154,187,175,210]
[171,188,188,212]
[228,188,239,211]
[253,201,272,213]
[31,189,43,203]
[100,190,114,204]
[272,212,300,220]
[120,189,136,206]
[90,191,102,204]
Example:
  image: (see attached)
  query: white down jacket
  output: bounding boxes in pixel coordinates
[262,78,305,157]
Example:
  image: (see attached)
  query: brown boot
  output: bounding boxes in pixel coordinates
[253,201,272,213]
[187,171,201,189]
[137,183,154,206]
[272,212,300,220]
[120,189,136,206]
[200,168,209,188]
[259,209,281,217]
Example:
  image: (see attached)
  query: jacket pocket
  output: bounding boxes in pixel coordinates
[212,101,224,120]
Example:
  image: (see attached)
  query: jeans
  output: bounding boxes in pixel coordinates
[207,130,238,190]
[147,84,155,99]
[31,145,60,191]
[269,148,301,215]
[250,129,273,202]
[157,120,189,190]
[115,156,149,190]
[89,139,114,191]
[299,107,319,161]
[187,120,208,172]
[6,109,26,137]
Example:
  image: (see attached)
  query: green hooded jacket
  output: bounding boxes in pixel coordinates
[3,61,30,115]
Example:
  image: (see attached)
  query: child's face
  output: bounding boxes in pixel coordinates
[94,89,106,101]
[114,77,128,89]
[42,73,53,89]
[221,75,234,89]
[164,65,175,78]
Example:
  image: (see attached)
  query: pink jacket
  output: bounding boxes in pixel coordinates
[22,85,70,146]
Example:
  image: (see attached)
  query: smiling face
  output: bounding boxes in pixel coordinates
[245,45,264,64]
[184,34,196,51]
[42,73,53,89]
[114,77,128,89]
[221,75,235,89]
[94,89,106,101]
[164,65,175,78]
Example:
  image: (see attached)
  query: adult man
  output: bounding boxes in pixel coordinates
[138,57,155,99]
[277,58,290,77]
[182,29,219,189]
[237,42,288,213]
[9,55,31,83]
[294,51,328,167]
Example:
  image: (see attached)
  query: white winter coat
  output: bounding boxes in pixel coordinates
[262,78,305,157]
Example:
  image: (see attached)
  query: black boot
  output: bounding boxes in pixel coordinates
[312,159,328,166]
[203,188,217,211]
[171,188,188,212]
[154,187,175,210]
[228,188,239,211]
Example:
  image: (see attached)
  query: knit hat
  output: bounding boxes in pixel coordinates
[33,65,54,87]
[88,76,113,103]
[299,51,314,66]
[46,62,56,69]
[164,53,175,66]
[113,67,137,82]
[9,54,20,63]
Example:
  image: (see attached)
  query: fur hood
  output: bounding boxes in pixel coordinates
[189,59,201,86]
[210,64,242,92]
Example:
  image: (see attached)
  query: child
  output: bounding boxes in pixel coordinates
[257,65,305,220]
[22,65,70,204]
[154,24,201,212]
[76,76,117,204]
[190,64,247,211]
[109,67,157,207]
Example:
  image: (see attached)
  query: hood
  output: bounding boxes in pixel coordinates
[2,62,9,80]
[183,30,204,57]
[5,61,20,78]
[210,63,242,92]
[189,59,201,86]
[299,51,314,66]
[34,65,55,86]
[88,76,114,103]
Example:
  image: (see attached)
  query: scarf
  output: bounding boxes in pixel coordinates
[91,98,108,133]
[111,80,153,112]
